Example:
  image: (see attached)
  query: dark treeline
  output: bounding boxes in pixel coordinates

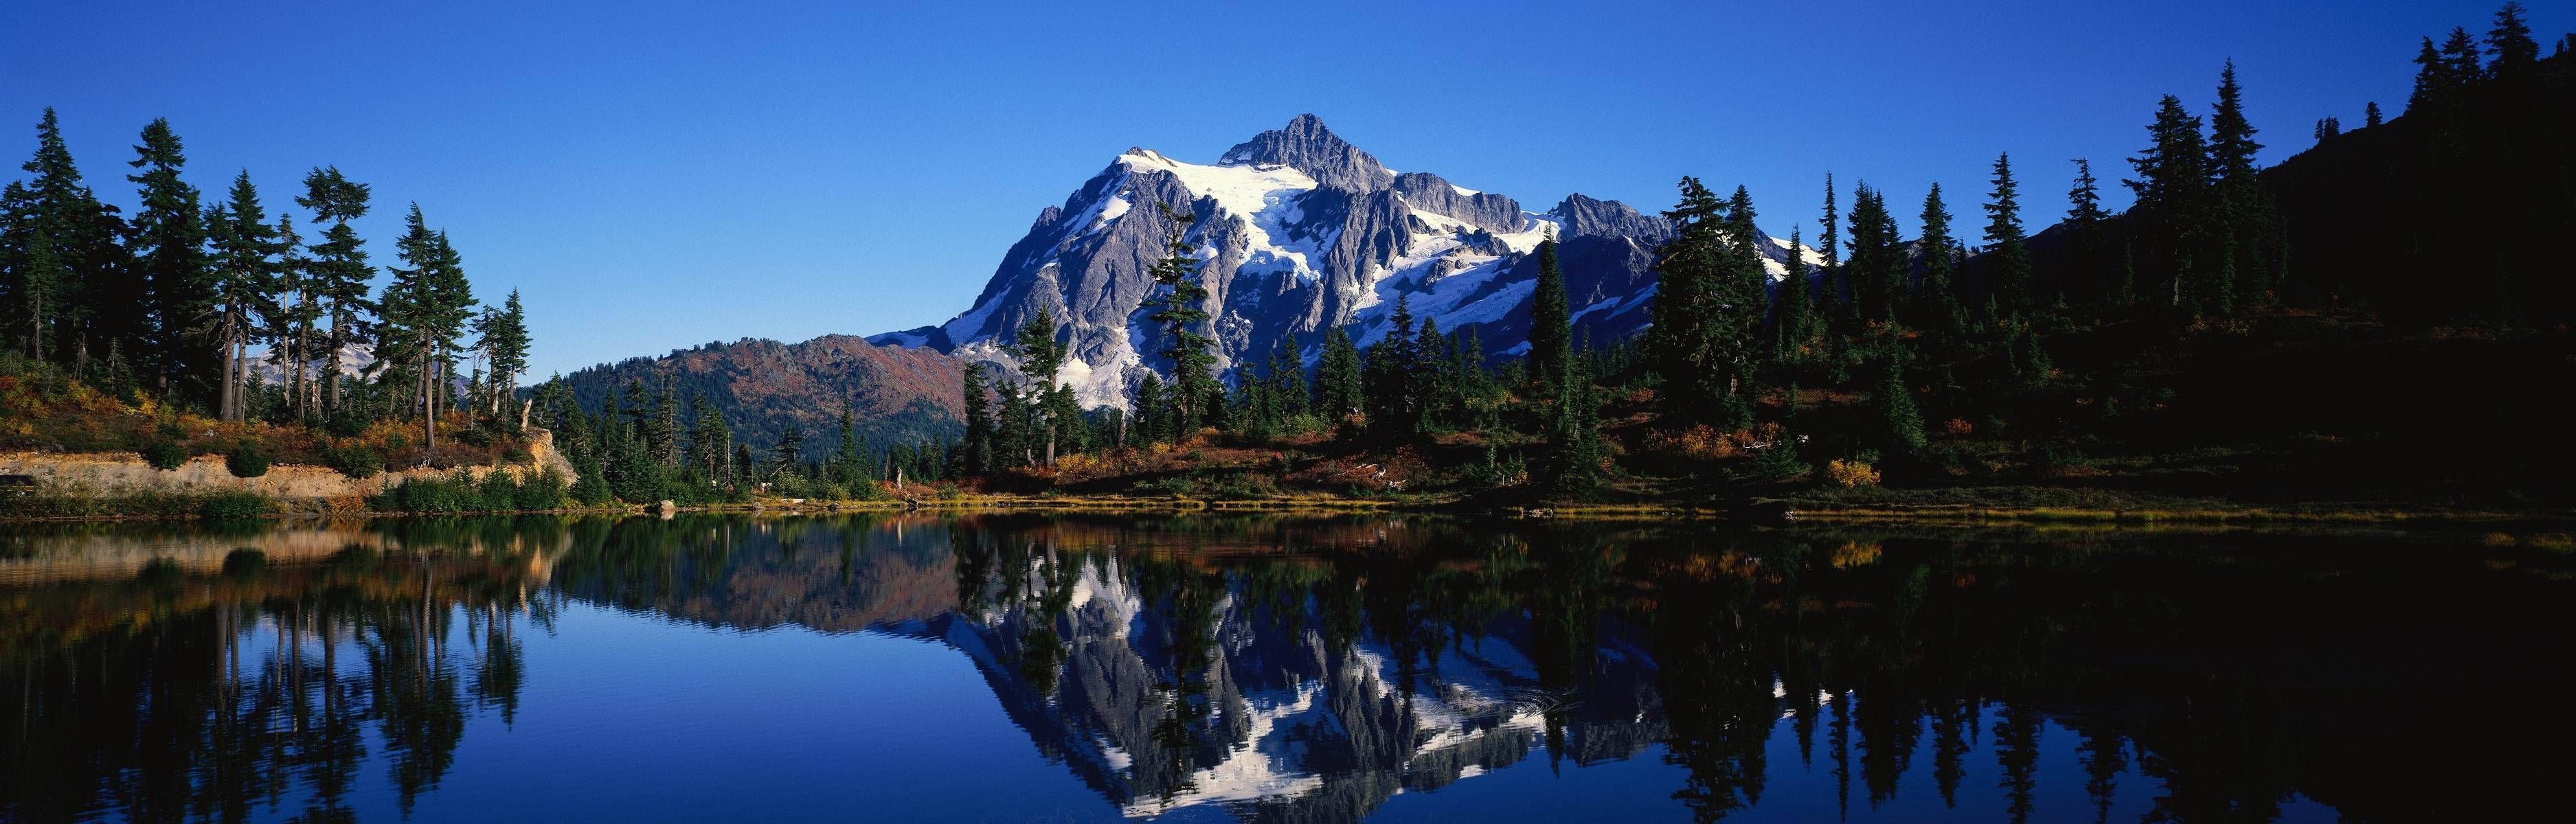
[0,110,534,464]
[947,3,2573,501]
[522,372,957,505]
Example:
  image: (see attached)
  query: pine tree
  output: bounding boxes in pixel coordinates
[2314,117,2342,142]
[473,290,531,424]
[2440,27,2484,84]
[295,166,374,417]
[1537,354,1607,496]
[2485,3,2538,79]
[1914,183,1965,341]
[690,394,733,483]
[2363,102,2384,128]
[3,109,125,367]
[772,422,805,481]
[1314,326,1364,426]
[960,361,995,475]
[1131,372,1167,446]
[263,212,320,420]
[1842,183,1903,326]
[205,171,284,421]
[2126,95,2211,311]
[1816,172,1844,328]
[1982,153,2033,317]
[1528,234,1572,391]
[1007,308,1069,464]
[2207,60,2266,311]
[1364,295,1423,439]
[125,118,214,403]
[1143,205,1216,442]
[1872,358,1927,455]
[2066,159,2109,309]
[1772,225,1814,363]
[380,204,476,459]
[1267,332,1308,424]
[1650,176,1756,428]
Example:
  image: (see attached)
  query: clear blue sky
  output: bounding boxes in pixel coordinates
[3,1,2546,376]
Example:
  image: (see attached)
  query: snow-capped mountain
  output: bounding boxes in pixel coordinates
[872,114,1815,409]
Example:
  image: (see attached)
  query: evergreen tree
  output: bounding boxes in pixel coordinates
[1872,358,1927,455]
[5,109,126,367]
[263,211,320,420]
[690,393,733,483]
[2208,60,2266,310]
[2363,101,2384,128]
[1364,295,1423,439]
[772,422,805,480]
[204,171,284,422]
[2314,117,2342,142]
[1649,176,1758,428]
[960,361,995,475]
[1314,326,1364,425]
[1267,332,1308,424]
[1914,183,1965,341]
[1982,152,2032,317]
[2485,3,2538,79]
[1842,183,1904,326]
[474,290,531,423]
[833,401,870,488]
[1772,225,1814,364]
[2125,95,2211,310]
[1816,172,1844,328]
[379,203,476,459]
[295,166,374,417]
[1528,235,1572,391]
[1537,354,1606,496]
[1132,372,1167,446]
[1143,205,1216,441]
[2066,159,2109,308]
[125,118,214,403]
[1007,307,1069,464]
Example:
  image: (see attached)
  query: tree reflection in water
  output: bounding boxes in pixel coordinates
[5,514,2571,823]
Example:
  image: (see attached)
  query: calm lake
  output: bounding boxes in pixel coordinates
[3,514,2568,823]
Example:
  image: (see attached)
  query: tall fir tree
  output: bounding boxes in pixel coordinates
[379,203,476,459]
[5,109,128,367]
[295,166,374,416]
[1527,234,1572,392]
[125,118,214,403]
[2208,60,2266,311]
[1982,153,2033,318]
[959,361,995,475]
[205,171,284,421]
[1314,325,1364,424]
[1007,307,1069,464]
[1364,295,1423,439]
[1772,225,1814,364]
[1142,205,1216,442]
[1914,183,1966,341]
[473,290,531,424]
[2484,4,2537,78]
[2126,95,2211,311]
[1816,172,1844,328]
[2363,101,2384,128]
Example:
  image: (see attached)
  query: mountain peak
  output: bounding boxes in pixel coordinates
[1219,114,1394,192]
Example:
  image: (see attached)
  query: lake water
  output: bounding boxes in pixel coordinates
[3,514,2568,823]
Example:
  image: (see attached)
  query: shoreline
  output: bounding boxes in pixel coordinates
[6,488,2566,529]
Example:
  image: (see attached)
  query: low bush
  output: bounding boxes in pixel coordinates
[1825,459,1882,488]
[141,442,188,471]
[226,444,271,478]
[326,446,385,479]
[197,490,272,520]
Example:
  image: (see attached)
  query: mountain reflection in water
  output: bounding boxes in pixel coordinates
[3,514,2570,823]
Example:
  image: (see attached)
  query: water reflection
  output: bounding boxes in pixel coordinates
[3,515,2570,823]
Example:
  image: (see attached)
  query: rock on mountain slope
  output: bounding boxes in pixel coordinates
[872,114,1816,409]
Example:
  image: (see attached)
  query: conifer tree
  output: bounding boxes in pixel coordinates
[2363,102,2384,128]
[1267,332,1308,424]
[771,422,805,480]
[1315,326,1364,425]
[1649,176,1756,428]
[473,290,530,423]
[2314,117,2342,142]
[1364,295,1423,439]
[1143,205,1216,441]
[264,211,320,420]
[380,204,475,458]
[690,394,733,482]
[2126,95,2211,310]
[125,118,214,402]
[2207,60,2266,310]
[2484,4,2537,78]
[1982,153,2033,317]
[1528,235,1571,391]
[1537,355,1606,496]
[1772,225,1813,363]
[2066,159,2108,308]
[1842,183,1904,326]
[1872,358,1927,455]
[960,361,995,475]
[1816,172,1844,328]
[1914,183,1966,341]
[5,109,124,367]
[205,171,284,421]
[295,166,374,416]
[1007,308,1069,464]
[1132,373,1167,446]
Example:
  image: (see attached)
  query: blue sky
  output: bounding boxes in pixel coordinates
[2,1,2547,376]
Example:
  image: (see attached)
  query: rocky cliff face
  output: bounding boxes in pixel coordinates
[872,115,1813,409]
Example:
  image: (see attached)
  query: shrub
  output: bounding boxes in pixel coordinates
[141,442,188,471]
[513,468,567,510]
[374,470,479,513]
[477,468,520,509]
[199,490,272,520]
[226,444,271,478]
[326,446,385,479]
[1825,459,1882,488]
